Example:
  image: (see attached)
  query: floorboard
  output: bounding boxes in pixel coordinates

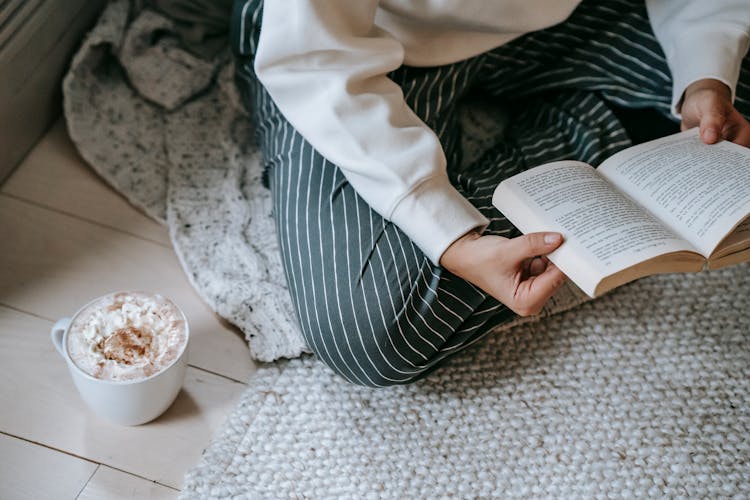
[1,120,171,247]
[0,432,97,500]
[77,465,178,500]
[0,194,255,383]
[0,305,246,489]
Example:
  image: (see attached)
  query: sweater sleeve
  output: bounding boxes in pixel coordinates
[253,0,489,265]
[646,0,750,117]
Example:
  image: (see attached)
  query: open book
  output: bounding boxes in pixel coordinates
[492,129,750,298]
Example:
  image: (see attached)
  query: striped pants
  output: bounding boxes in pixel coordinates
[231,0,750,387]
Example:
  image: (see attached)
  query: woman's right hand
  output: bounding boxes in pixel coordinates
[440,230,568,316]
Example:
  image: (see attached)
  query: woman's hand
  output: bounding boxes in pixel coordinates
[680,78,750,147]
[440,230,567,317]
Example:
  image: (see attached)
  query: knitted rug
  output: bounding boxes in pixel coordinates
[181,265,750,498]
[62,0,588,362]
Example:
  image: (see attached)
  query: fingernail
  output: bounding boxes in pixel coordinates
[544,233,562,245]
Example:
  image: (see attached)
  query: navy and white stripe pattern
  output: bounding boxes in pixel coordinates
[231,0,750,387]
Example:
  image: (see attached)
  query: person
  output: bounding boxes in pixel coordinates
[230,0,750,387]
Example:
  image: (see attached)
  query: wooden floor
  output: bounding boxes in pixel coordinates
[0,121,257,499]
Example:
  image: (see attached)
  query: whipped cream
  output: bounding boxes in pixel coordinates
[66,292,187,381]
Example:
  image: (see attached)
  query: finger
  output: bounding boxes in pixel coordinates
[734,125,750,148]
[699,107,728,144]
[520,258,534,281]
[722,114,750,147]
[508,232,563,264]
[513,264,567,316]
[528,257,547,277]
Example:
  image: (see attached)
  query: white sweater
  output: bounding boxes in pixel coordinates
[254,0,750,265]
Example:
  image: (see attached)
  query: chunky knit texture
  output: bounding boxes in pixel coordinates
[181,264,750,498]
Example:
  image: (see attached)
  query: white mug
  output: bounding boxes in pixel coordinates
[50,292,190,426]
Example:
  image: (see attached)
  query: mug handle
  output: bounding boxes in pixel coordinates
[50,318,71,358]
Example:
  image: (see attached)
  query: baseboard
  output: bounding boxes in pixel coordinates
[0,0,107,184]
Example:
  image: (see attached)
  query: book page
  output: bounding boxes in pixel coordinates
[708,216,750,269]
[598,129,750,256]
[493,161,697,296]
[714,217,750,257]
[724,217,750,244]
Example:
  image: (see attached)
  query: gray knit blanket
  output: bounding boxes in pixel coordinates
[63,0,587,362]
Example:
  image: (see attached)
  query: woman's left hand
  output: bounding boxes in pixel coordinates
[680,78,750,147]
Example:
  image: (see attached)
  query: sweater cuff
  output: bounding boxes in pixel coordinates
[668,29,750,117]
[389,175,489,265]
